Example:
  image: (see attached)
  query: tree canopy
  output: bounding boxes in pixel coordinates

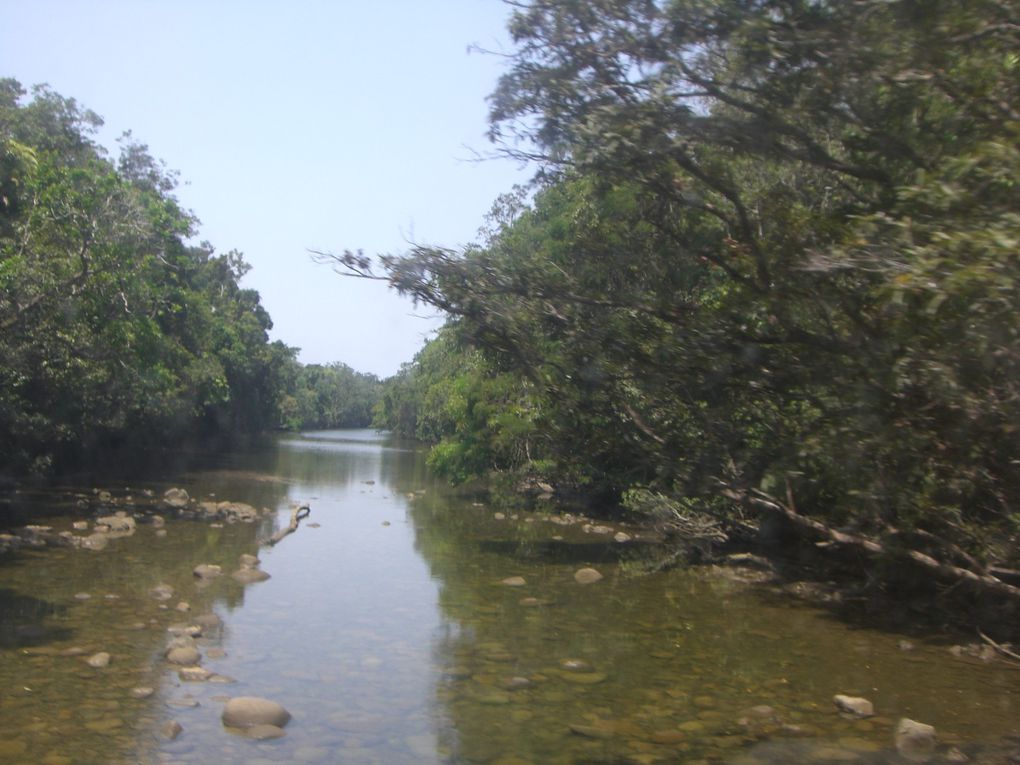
[0,79,295,474]
[334,0,1020,576]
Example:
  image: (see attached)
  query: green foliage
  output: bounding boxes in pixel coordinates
[373,329,541,483]
[278,361,381,431]
[359,0,1019,564]
[0,80,292,474]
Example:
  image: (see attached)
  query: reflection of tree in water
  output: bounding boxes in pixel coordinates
[0,588,72,648]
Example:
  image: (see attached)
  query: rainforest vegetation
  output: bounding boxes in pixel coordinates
[0,79,380,474]
[359,0,1020,590]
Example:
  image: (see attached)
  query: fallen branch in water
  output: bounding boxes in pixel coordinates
[720,486,1020,604]
[977,627,1020,665]
[266,504,311,546]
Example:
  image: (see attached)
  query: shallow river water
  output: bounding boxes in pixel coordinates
[0,429,1017,765]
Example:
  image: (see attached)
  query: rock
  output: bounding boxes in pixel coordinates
[895,718,936,762]
[559,658,593,672]
[130,686,155,699]
[74,592,91,600]
[167,623,201,637]
[72,521,89,531]
[833,694,874,718]
[574,567,604,584]
[613,531,632,543]
[222,696,292,729]
[149,583,174,600]
[86,652,111,668]
[163,488,190,508]
[232,567,271,584]
[175,601,190,612]
[166,646,201,665]
[160,720,183,740]
[155,529,167,538]
[151,515,165,528]
[501,576,527,587]
[95,513,136,534]
[179,666,213,682]
[194,613,223,629]
[245,724,287,740]
[97,490,113,503]
[193,564,222,579]
[238,553,260,568]
[493,512,506,520]
[80,533,109,551]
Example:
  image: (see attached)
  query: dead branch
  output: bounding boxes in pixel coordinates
[266,504,311,547]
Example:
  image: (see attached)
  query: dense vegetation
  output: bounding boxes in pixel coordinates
[363,0,1020,583]
[278,362,381,431]
[0,80,378,476]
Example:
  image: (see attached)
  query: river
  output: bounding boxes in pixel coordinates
[0,429,1016,764]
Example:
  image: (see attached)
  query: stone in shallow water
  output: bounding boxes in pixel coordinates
[166,646,201,666]
[501,576,527,587]
[222,697,291,729]
[160,720,183,740]
[232,567,271,584]
[574,567,604,584]
[833,694,874,719]
[86,652,111,668]
[895,718,936,763]
[179,666,213,682]
[130,686,155,699]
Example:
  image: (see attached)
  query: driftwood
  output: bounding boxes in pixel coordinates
[721,487,1020,604]
[977,628,1020,665]
[266,504,311,546]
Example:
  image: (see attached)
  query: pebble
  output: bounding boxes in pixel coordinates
[86,652,111,668]
[501,576,527,587]
[130,686,155,699]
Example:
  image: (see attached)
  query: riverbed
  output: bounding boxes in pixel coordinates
[0,429,1017,764]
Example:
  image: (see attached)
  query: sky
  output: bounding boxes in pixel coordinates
[0,0,530,377]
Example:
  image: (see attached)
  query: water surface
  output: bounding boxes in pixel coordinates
[0,429,1016,764]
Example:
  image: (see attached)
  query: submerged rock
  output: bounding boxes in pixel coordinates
[501,576,527,587]
[94,513,136,534]
[232,567,271,584]
[895,718,937,762]
[166,646,201,666]
[574,567,604,584]
[86,652,111,668]
[160,720,183,740]
[221,696,292,729]
[193,564,222,579]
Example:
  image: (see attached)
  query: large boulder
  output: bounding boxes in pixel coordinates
[221,697,291,729]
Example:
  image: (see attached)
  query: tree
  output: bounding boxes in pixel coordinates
[324,0,1020,587]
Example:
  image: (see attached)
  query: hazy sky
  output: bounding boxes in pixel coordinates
[0,0,529,377]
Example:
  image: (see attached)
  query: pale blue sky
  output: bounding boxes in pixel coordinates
[0,0,528,377]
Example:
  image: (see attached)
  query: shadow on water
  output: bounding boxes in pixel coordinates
[0,587,72,648]
[477,536,664,565]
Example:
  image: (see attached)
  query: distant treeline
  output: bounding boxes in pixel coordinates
[0,79,380,475]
